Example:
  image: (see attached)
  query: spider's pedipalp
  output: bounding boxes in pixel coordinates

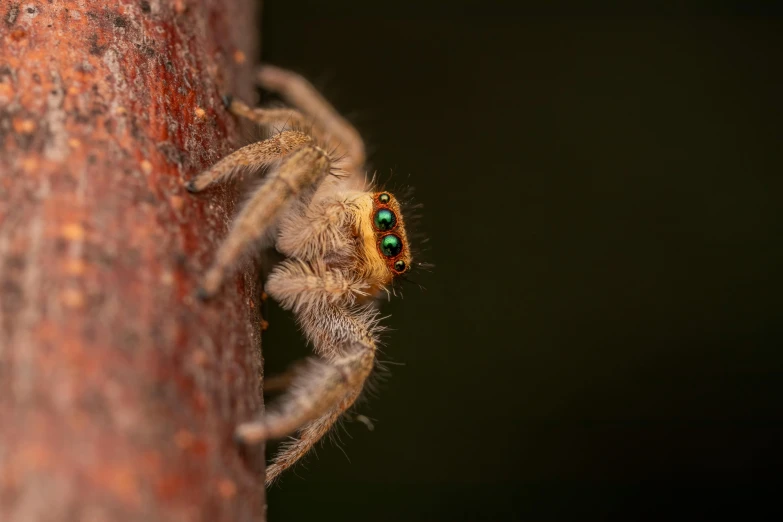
[266,259,370,314]
[275,195,359,262]
[266,260,383,358]
[199,142,334,297]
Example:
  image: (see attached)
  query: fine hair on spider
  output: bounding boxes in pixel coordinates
[185,64,423,485]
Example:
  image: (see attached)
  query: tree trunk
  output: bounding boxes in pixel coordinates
[0,1,265,521]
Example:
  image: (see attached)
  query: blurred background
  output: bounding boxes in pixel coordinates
[258,1,782,520]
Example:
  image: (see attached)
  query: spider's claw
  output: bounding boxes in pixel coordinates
[185,180,199,194]
[221,93,234,110]
[197,269,225,300]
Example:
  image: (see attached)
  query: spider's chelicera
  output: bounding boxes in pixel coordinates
[185,65,415,484]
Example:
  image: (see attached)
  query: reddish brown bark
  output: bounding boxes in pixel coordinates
[0,1,266,521]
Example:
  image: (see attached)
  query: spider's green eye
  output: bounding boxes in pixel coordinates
[394,260,406,272]
[373,208,397,231]
[378,193,391,204]
[380,234,402,258]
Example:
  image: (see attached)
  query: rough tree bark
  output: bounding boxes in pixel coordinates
[0,1,266,521]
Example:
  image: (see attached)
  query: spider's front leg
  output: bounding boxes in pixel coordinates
[190,141,335,298]
[185,130,312,193]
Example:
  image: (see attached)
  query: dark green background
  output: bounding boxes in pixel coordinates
[257,2,782,520]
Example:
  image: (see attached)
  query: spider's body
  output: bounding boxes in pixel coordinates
[186,66,412,484]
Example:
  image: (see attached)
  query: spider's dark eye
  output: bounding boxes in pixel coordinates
[380,234,402,258]
[373,208,396,231]
[394,260,406,272]
[378,193,391,204]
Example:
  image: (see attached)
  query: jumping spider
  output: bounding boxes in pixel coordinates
[186,65,414,484]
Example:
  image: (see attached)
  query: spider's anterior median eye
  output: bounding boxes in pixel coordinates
[373,208,397,231]
[378,193,391,204]
[380,234,402,258]
[394,260,406,272]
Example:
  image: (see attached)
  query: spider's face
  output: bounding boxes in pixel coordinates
[371,192,411,278]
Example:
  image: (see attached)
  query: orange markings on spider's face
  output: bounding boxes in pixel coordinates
[371,192,411,276]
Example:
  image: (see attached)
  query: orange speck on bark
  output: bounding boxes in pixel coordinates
[20,443,53,470]
[61,223,85,240]
[13,118,36,134]
[190,438,209,456]
[217,478,237,499]
[22,157,38,173]
[64,258,86,275]
[174,430,195,450]
[191,349,208,367]
[156,473,186,499]
[106,467,141,507]
[160,271,175,286]
[0,83,13,103]
[61,289,86,309]
[169,195,185,211]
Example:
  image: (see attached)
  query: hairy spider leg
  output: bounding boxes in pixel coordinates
[262,370,295,393]
[265,390,361,484]
[237,258,381,483]
[186,130,313,193]
[198,142,334,297]
[238,335,375,485]
[227,98,310,131]
[235,341,373,443]
[257,65,366,182]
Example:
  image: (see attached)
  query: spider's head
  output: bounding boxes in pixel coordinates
[370,191,411,280]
